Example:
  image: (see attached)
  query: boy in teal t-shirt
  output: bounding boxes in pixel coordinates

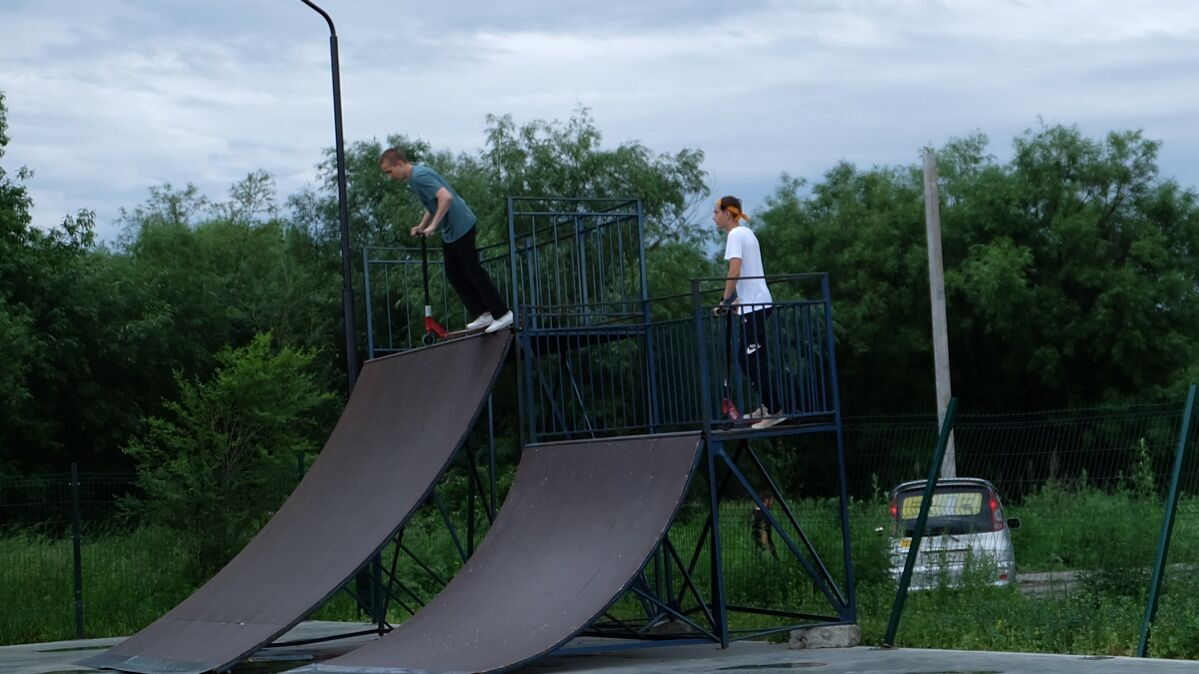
[407,164,475,244]
[380,148,512,334]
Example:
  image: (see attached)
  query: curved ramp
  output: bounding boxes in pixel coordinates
[294,432,701,674]
[81,333,511,674]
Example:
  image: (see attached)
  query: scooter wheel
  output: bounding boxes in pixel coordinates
[422,332,436,346]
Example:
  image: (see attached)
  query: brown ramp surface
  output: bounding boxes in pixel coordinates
[80,333,511,674]
[291,432,702,674]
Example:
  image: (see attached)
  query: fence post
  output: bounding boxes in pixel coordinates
[1136,384,1196,657]
[70,462,85,639]
[883,397,958,647]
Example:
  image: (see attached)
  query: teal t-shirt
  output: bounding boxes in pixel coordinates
[408,165,476,243]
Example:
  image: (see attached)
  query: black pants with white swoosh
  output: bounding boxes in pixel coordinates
[738,306,780,414]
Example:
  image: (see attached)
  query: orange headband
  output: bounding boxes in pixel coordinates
[719,202,751,222]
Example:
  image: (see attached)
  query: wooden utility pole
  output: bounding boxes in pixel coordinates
[922,149,956,478]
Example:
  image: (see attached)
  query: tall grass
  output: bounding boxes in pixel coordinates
[0,526,194,645]
[4,490,1199,659]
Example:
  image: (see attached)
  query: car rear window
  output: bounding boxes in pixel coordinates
[897,486,996,536]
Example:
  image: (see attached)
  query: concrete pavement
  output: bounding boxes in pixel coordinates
[3,621,1195,674]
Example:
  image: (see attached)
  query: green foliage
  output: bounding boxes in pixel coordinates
[118,185,340,370]
[0,117,343,473]
[1008,479,1162,577]
[859,582,1149,656]
[757,125,1199,414]
[296,107,709,252]
[1150,576,1199,659]
[122,334,334,577]
[0,95,124,472]
[63,174,344,473]
[0,92,32,237]
[483,107,710,249]
[0,527,195,645]
[0,299,35,475]
[6,489,1199,660]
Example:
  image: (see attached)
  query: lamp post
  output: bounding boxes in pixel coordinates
[299,0,358,393]
[298,1,381,629]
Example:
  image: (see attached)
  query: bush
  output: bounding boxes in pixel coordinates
[121,333,334,578]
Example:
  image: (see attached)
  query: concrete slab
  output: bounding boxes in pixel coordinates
[0,622,375,674]
[4,621,1196,674]
[533,640,1199,674]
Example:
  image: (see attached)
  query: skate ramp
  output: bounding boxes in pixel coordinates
[294,432,702,674]
[80,333,511,674]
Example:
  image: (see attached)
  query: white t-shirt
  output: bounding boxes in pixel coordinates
[723,225,772,315]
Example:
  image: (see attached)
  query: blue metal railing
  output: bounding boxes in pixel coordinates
[519,274,840,441]
[509,198,645,331]
[362,240,515,356]
[361,200,842,443]
[364,198,645,357]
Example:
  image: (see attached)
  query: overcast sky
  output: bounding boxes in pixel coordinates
[2,0,1198,242]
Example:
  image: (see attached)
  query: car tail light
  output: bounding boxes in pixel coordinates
[989,494,1004,531]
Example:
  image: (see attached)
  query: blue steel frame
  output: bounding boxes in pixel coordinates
[357,197,856,647]
[517,279,842,438]
[506,197,652,443]
[505,199,855,645]
[572,274,854,645]
[354,245,511,631]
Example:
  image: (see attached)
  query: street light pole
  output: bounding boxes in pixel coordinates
[299,1,381,630]
[299,0,359,394]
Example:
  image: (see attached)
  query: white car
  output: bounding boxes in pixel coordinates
[888,477,1021,590]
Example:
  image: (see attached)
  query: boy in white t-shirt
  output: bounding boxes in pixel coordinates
[713,196,783,429]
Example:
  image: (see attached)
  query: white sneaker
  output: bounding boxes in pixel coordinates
[745,405,770,420]
[484,310,514,334]
[752,412,786,430]
[466,312,494,330]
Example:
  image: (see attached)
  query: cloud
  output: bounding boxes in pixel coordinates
[2,0,1198,238]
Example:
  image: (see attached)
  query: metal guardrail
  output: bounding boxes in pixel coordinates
[514,275,838,441]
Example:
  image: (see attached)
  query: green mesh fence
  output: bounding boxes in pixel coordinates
[6,402,1199,657]
[0,453,501,645]
[880,400,1199,658]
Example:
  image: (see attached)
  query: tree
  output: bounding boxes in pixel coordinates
[481,108,715,298]
[955,126,1199,406]
[294,107,712,270]
[757,165,933,414]
[121,176,344,368]
[756,125,1199,414]
[33,173,344,472]
[0,91,128,472]
[122,333,334,577]
[0,93,37,473]
[482,107,710,250]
